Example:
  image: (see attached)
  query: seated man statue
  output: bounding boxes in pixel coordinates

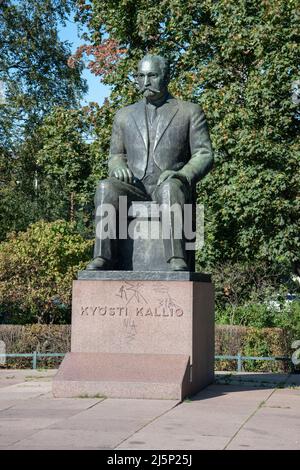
[86,54,213,271]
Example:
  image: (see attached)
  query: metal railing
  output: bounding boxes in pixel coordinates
[0,352,290,371]
[215,354,289,372]
[0,353,65,369]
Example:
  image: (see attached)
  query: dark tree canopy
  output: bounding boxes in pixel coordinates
[0,0,86,149]
[0,0,299,324]
[75,0,300,269]
[0,0,88,239]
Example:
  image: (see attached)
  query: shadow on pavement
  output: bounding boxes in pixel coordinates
[187,372,300,401]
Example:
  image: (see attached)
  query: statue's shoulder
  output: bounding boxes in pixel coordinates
[115,101,142,119]
[174,98,203,114]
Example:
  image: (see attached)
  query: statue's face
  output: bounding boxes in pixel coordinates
[136,58,168,101]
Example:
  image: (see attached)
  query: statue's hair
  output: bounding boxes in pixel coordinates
[139,54,170,78]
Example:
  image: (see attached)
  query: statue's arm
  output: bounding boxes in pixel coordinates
[108,110,127,174]
[178,105,214,185]
[108,110,133,184]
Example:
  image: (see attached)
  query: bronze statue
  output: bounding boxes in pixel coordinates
[86,54,213,271]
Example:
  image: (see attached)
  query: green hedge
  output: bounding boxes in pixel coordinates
[0,324,70,368]
[0,324,292,372]
[215,325,290,372]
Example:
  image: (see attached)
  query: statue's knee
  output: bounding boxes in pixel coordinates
[156,178,184,203]
[156,179,171,199]
[95,178,116,204]
[97,178,115,191]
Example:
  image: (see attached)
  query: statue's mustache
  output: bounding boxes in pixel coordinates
[141,87,160,93]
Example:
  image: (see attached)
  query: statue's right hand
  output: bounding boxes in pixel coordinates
[111,167,134,184]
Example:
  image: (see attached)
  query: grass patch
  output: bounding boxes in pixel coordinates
[76,393,106,399]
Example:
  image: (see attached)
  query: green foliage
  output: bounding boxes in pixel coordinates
[214,259,300,369]
[212,260,293,308]
[35,105,108,235]
[216,301,300,369]
[0,0,86,148]
[0,220,93,324]
[0,0,88,241]
[241,328,288,372]
[216,301,300,331]
[0,323,290,372]
[0,324,70,367]
[36,106,108,205]
[215,325,289,372]
[0,104,109,240]
[76,0,300,268]
[1,0,299,329]
[212,259,300,336]
[0,144,71,240]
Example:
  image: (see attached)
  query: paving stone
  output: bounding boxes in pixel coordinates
[0,369,56,381]
[1,371,299,450]
[0,429,41,448]
[117,388,269,450]
[118,434,229,450]
[0,399,27,412]
[2,394,177,449]
[263,388,300,409]
[80,398,178,419]
[47,399,176,432]
[0,381,52,398]
[227,406,300,450]
[0,418,62,447]
[6,429,115,450]
[6,396,104,411]
[191,384,274,403]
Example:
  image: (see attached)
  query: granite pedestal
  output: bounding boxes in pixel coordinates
[53,271,214,400]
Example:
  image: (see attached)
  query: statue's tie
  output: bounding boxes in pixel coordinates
[149,105,157,125]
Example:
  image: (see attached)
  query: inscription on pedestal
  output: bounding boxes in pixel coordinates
[80,305,184,317]
[71,280,192,354]
[80,282,184,318]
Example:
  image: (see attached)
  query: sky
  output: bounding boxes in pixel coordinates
[58,17,111,106]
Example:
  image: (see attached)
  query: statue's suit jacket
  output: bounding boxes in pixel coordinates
[108,95,214,186]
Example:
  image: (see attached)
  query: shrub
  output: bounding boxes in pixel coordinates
[209,261,296,310]
[215,325,290,372]
[0,324,292,372]
[0,324,71,368]
[216,300,300,336]
[0,220,93,324]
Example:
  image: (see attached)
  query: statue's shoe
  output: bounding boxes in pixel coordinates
[85,257,110,270]
[169,257,188,271]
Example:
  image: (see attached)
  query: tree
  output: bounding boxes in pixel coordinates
[74,0,300,270]
[36,105,108,227]
[0,0,86,148]
[0,0,87,239]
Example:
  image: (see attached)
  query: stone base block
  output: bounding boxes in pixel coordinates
[53,352,192,400]
[53,277,214,400]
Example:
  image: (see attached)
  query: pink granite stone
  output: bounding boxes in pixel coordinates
[53,352,190,400]
[53,280,214,400]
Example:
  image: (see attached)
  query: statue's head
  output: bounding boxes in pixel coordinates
[136,54,170,102]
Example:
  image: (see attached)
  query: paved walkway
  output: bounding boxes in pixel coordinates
[0,369,299,450]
